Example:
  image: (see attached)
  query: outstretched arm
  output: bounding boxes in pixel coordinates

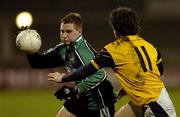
[48,48,115,82]
[62,63,98,82]
[27,44,64,68]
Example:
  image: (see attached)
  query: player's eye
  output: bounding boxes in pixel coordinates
[65,30,73,33]
[61,30,65,33]
[60,30,73,34]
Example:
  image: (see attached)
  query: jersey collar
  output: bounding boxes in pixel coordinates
[75,35,83,42]
[127,35,141,41]
[70,35,83,47]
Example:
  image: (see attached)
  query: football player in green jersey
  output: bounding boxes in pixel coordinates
[48,7,177,117]
[27,12,115,117]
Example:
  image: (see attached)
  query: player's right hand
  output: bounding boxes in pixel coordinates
[17,26,29,34]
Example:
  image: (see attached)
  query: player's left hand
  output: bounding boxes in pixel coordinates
[48,72,65,83]
[54,86,79,100]
[54,87,72,100]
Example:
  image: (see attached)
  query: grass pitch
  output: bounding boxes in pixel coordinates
[0,88,179,117]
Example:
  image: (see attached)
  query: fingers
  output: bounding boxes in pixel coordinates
[47,73,55,81]
[48,72,57,81]
[47,77,54,81]
[48,73,55,77]
[48,72,59,76]
[47,72,66,82]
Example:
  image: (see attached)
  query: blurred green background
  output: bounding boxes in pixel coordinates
[0,88,179,117]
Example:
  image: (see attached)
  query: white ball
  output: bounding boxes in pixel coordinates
[16,29,41,53]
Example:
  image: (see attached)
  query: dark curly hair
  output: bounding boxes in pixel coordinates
[109,6,141,37]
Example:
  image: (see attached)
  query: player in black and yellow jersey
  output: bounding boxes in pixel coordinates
[48,7,177,117]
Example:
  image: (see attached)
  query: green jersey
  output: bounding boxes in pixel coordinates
[27,36,115,110]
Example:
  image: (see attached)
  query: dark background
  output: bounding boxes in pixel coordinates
[0,0,180,88]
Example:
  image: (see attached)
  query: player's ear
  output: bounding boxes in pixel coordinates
[113,30,118,38]
[79,27,82,34]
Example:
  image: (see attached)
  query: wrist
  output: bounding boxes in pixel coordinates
[60,73,66,82]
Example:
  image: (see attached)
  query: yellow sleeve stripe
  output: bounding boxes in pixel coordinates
[91,60,100,70]
[157,58,162,64]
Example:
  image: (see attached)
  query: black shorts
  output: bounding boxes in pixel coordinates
[64,96,88,117]
[64,97,115,117]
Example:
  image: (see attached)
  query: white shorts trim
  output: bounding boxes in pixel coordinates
[144,88,177,117]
